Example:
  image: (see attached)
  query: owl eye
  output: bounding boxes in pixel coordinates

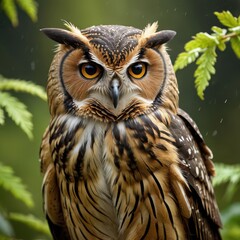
[128,62,147,79]
[79,62,102,80]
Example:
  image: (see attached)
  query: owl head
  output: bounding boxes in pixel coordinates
[41,22,178,121]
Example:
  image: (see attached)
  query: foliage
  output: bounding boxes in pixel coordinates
[0,78,47,101]
[174,11,240,99]
[213,164,240,239]
[221,203,240,240]
[0,75,47,139]
[1,0,38,26]
[0,1,50,239]
[0,162,33,208]
[0,160,50,238]
[9,213,51,236]
[213,163,240,202]
[0,76,49,238]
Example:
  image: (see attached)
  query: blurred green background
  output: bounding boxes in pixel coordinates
[0,0,239,239]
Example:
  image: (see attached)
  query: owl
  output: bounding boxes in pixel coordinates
[40,22,222,240]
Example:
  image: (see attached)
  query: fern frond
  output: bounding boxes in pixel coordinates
[1,0,18,26]
[174,11,240,99]
[213,163,240,186]
[213,163,240,201]
[194,47,217,99]
[174,48,201,71]
[16,0,38,22]
[0,92,33,139]
[0,75,47,101]
[9,213,51,236]
[0,162,34,208]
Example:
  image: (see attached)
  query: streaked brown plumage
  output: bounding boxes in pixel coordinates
[40,22,222,239]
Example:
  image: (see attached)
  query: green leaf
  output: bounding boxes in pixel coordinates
[194,47,217,99]
[1,0,18,26]
[230,36,240,58]
[9,213,51,236]
[16,0,38,22]
[211,26,227,35]
[217,41,226,51]
[0,92,33,139]
[0,76,47,101]
[0,162,34,208]
[174,49,200,71]
[185,32,217,51]
[215,11,239,28]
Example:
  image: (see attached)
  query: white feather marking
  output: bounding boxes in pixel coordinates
[142,22,158,38]
[65,115,82,132]
[117,122,126,136]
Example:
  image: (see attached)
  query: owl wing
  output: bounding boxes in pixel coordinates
[40,127,71,240]
[170,108,222,240]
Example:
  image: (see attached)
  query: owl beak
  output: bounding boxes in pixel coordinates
[110,79,120,108]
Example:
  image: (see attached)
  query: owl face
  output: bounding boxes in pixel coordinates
[42,23,177,117]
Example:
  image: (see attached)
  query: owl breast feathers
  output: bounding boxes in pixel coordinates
[40,22,222,239]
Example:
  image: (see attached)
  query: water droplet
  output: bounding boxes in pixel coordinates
[31,61,35,71]
[224,99,228,104]
[220,118,223,124]
[212,130,218,137]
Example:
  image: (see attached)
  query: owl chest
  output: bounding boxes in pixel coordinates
[49,115,184,239]
[50,116,171,188]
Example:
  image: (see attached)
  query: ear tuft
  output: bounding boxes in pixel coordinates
[40,28,87,48]
[145,30,176,48]
[142,22,159,38]
[63,21,81,35]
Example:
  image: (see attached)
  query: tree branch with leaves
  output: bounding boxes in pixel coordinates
[174,11,240,99]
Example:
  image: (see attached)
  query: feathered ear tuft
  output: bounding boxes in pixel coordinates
[63,21,81,35]
[40,27,89,49]
[140,23,176,48]
[142,22,159,38]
